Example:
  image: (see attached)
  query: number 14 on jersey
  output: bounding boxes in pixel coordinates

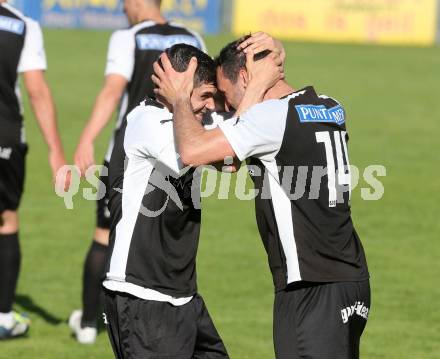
[315,131,351,207]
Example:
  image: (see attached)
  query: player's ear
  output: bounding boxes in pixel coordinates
[239,69,249,89]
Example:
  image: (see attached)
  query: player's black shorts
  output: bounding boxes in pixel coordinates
[103,289,229,359]
[96,160,110,229]
[274,280,371,359]
[0,143,28,214]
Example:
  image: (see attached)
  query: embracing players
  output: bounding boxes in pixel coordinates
[102,37,283,357]
[69,0,206,344]
[153,33,371,359]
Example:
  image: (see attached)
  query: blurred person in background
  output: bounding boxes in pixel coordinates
[0,0,68,339]
[153,33,370,359]
[69,0,206,344]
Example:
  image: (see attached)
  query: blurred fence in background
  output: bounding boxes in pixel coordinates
[10,0,224,34]
[9,0,440,45]
[232,0,439,46]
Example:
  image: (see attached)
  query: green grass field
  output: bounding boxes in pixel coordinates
[1,30,439,358]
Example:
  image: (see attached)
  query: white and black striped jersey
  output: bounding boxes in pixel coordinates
[0,3,47,145]
[219,87,369,291]
[104,99,227,303]
[103,21,206,162]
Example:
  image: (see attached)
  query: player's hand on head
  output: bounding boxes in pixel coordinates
[73,140,95,178]
[152,53,197,106]
[245,49,284,92]
[238,32,286,66]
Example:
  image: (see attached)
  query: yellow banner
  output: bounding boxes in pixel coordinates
[233,0,438,45]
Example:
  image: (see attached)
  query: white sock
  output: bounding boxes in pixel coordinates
[0,312,14,329]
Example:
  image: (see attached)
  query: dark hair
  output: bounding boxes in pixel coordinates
[159,44,216,87]
[215,35,271,83]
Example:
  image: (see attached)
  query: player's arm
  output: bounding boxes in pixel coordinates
[23,70,67,178]
[200,112,241,173]
[19,19,68,187]
[74,30,134,175]
[169,96,233,167]
[74,74,127,175]
[152,51,283,166]
[234,50,283,116]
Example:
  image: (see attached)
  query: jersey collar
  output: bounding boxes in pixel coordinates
[280,86,316,100]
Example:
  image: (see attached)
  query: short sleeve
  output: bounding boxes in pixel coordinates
[105,30,135,80]
[17,19,47,73]
[218,100,289,161]
[125,105,183,176]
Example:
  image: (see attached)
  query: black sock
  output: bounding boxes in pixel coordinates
[81,240,108,328]
[0,233,20,313]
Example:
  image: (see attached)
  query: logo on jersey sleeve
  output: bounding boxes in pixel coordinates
[0,15,24,35]
[135,34,201,51]
[295,104,345,125]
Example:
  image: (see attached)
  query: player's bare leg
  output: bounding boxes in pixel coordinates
[93,227,109,246]
[0,211,19,234]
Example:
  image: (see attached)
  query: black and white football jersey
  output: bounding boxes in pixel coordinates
[219,87,369,291]
[104,100,226,302]
[0,3,47,145]
[103,21,206,162]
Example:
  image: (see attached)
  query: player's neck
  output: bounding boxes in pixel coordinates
[136,8,167,25]
[263,80,295,101]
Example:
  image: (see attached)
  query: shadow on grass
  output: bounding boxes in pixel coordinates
[15,294,63,325]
